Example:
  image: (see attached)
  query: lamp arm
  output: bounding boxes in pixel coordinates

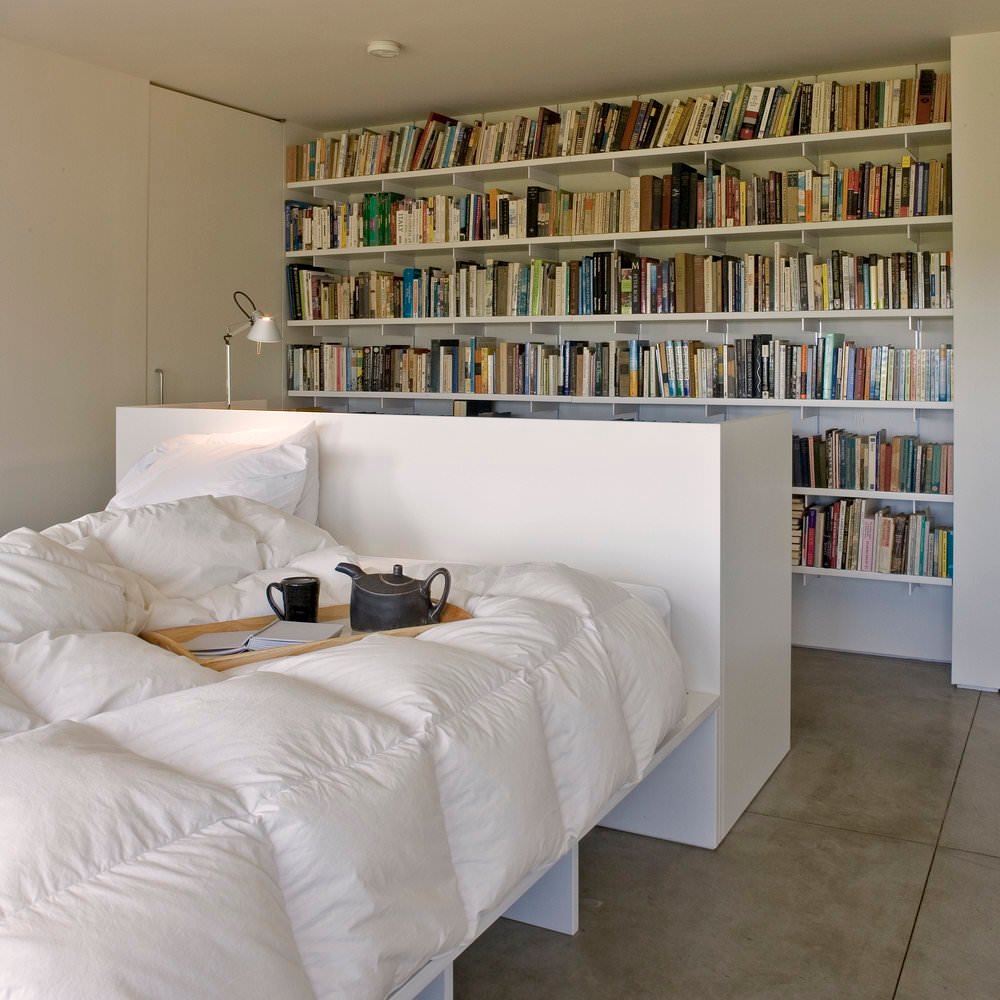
[233,290,257,321]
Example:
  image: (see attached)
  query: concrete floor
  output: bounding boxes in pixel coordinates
[454,647,999,998]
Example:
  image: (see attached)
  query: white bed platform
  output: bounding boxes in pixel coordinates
[116,405,791,999]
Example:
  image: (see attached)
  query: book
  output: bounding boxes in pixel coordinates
[532,107,561,158]
[182,620,345,656]
[410,112,459,170]
[738,86,767,140]
[637,99,665,148]
[248,620,346,649]
[915,69,936,125]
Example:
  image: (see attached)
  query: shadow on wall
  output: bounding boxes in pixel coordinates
[0,456,112,534]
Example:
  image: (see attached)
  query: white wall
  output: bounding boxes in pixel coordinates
[0,41,285,534]
[951,32,1000,689]
[146,88,285,409]
[0,36,148,531]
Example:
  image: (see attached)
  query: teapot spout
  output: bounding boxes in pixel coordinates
[335,562,364,580]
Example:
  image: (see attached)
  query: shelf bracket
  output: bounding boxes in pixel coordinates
[381,179,419,198]
[528,319,562,337]
[528,400,560,416]
[609,158,639,179]
[703,235,726,255]
[795,230,820,253]
[798,141,821,171]
[453,176,485,194]
[613,320,642,338]
[612,237,642,254]
[526,166,560,189]
[611,402,640,419]
[902,134,922,160]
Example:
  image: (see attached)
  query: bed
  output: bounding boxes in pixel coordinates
[0,406,790,999]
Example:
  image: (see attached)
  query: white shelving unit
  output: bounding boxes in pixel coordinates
[283,69,954,661]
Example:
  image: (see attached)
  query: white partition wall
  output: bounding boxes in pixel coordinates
[117,405,791,842]
[950,32,1000,690]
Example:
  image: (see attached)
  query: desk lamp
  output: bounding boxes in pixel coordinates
[225,290,280,408]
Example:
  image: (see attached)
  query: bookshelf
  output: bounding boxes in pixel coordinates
[282,65,954,661]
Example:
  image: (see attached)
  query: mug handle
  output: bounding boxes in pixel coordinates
[266,582,286,620]
[423,567,451,622]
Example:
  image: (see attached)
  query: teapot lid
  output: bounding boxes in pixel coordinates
[354,564,422,597]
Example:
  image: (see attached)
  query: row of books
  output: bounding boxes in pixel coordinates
[283,156,950,252]
[793,498,952,578]
[286,335,953,403]
[792,431,953,494]
[286,71,951,181]
[636,156,950,232]
[287,339,646,398]
[285,185,637,251]
[286,249,952,323]
[645,337,952,402]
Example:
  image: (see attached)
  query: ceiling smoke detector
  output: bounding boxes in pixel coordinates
[366,40,402,58]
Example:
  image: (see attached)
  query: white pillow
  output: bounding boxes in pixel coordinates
[108,424,320,523]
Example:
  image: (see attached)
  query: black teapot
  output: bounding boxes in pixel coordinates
[335,562,451,632]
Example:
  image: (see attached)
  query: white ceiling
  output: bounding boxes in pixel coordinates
[2,1,1000,130]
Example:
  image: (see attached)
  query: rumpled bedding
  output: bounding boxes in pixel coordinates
[0,496,686,999]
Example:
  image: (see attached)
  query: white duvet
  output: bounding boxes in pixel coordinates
[0,496,686,999]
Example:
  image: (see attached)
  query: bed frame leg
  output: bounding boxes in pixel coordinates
[502,843,579,935]
[410,964,453,1000]
[599,710,720,849]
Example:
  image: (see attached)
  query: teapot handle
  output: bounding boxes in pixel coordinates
[423,567,451,622]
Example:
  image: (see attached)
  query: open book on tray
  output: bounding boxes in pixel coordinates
[181,620,346,656]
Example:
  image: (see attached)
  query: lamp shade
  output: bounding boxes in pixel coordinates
[246,311,280,343]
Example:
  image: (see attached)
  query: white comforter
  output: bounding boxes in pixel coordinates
[0,496,686,999]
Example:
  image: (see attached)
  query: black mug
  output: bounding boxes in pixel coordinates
[266,576,320,622]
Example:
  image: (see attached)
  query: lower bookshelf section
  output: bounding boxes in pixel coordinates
[793,484,952,580]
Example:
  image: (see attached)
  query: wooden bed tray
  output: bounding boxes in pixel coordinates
[140,602,472,672]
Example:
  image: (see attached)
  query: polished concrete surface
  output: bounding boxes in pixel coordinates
[455,647,998,998]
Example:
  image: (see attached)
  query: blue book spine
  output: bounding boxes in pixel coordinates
[402,268,415,318]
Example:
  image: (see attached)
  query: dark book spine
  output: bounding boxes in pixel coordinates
[915,69,936,124]
[526,186,541,239]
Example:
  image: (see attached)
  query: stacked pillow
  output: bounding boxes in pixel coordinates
[109,423,320,523]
